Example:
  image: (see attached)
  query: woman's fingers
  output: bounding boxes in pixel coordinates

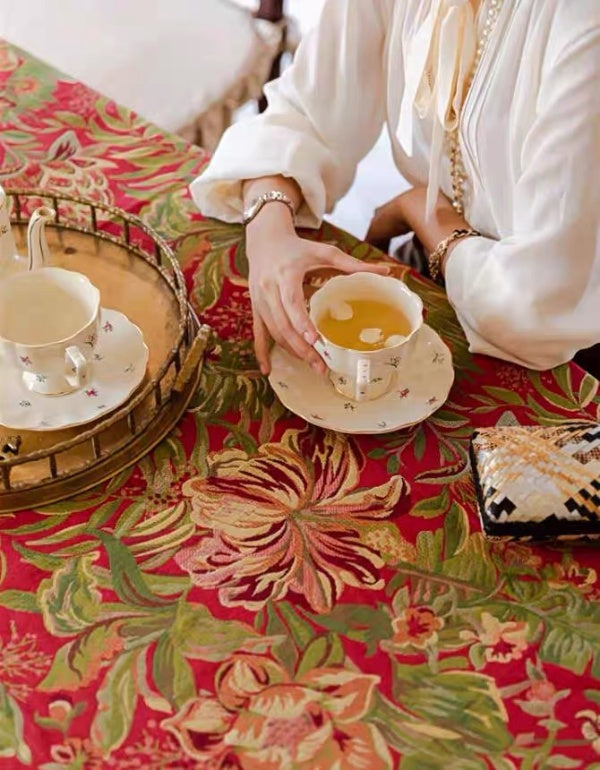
[319,247,391,275]
[279,281,320,346]
[253,313,272,375]
[250,241,392,379]
[265,291,327,373]
[365,197,411,249]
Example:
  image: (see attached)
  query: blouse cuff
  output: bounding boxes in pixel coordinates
[190,120,332,229]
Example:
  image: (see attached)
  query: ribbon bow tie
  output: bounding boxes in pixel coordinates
[397,0,478,215]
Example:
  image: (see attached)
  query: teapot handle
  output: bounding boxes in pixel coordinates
[27,206,56,271]
[0,185,17,265]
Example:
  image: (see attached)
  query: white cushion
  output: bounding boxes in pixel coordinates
[0,0,276,133]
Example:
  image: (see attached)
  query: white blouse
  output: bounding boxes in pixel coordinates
[191,0,600,370]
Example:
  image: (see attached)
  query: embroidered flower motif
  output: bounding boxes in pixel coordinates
[398,388,410,399]
[0,621,52,701]
[490,542,543,571]
[548,562,597,594]
[46,737,104,768]
[12,77,39,96]
[103,321,113,333]
[460,612,529,664]
[85,388,98,398]
[176,429,409,613]
[525,679,556,703]
[386,607,444,650]
[19,356,32,366]
[163,655,392,770]
[51,80,100,118]
[577,710,600,755]
[0,42,19,73]
[514,677,569,719]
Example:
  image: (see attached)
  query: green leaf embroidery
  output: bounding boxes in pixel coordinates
[414,427,427,461]
[309,604,393,656]
[90,650,138,754]
[0,685,32,765]
[171,601,278,662]
[545,756,583,768]
[0,590,40,614]
[481,386,525,406]
[443,502,470,560]
[410,487,450,519]
[152,634,196,709]
[441,533,497,592]
[295,634,345,677]
[38,554,102,635]
[93,530,176,608]
[578,372,599,409]
[584,690,600,706]
[38,623,124,692]
[392,663,511,753]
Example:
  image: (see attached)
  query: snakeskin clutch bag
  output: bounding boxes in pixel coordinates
[470,423,600,542]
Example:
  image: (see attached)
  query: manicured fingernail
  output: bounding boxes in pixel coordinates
[311,361,324,374]
[303,330,317,344]
[260,363,268,375]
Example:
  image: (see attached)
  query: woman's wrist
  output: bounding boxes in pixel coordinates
[243,176,301,251]
[246,201,296,235]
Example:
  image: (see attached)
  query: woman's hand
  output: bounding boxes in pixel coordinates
[366,187,470,256]
[246,206,390,375]
[365,195,412,253]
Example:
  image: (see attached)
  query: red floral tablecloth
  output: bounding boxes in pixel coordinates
[1,40,600,770]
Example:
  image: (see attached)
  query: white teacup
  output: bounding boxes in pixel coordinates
[0,267,101,395]
[309,273,424,401]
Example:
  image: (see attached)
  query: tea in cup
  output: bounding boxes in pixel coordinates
[309,273,423,401]
[0,267,101,395]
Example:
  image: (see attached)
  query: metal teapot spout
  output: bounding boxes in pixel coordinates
[26,206,56,271]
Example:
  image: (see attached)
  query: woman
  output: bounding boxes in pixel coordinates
[192,0,600,378]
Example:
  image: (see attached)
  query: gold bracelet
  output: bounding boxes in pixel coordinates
[427,228,481,284]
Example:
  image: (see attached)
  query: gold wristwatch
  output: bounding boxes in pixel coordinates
[427,228,481,284]
[242,190,295,226]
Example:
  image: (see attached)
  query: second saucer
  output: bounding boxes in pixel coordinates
[0,308,149,432]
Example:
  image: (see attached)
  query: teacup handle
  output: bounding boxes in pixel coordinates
[356,358,370,401]
[65,345,88,388]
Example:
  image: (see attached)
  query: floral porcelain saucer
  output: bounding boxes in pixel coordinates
[269,324,454,434]
[0,309,148,432]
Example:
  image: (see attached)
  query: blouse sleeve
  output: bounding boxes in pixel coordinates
[445,21,600,370]
[190,0,391,228]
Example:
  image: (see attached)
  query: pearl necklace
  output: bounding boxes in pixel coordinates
[448,0,504,215]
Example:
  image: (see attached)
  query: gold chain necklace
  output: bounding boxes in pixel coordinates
[448,0,503,215]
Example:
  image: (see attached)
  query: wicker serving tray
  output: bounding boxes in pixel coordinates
[0,189,210,512]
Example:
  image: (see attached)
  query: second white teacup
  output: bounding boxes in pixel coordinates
[309,273,424,402]
[0,267,101,395]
